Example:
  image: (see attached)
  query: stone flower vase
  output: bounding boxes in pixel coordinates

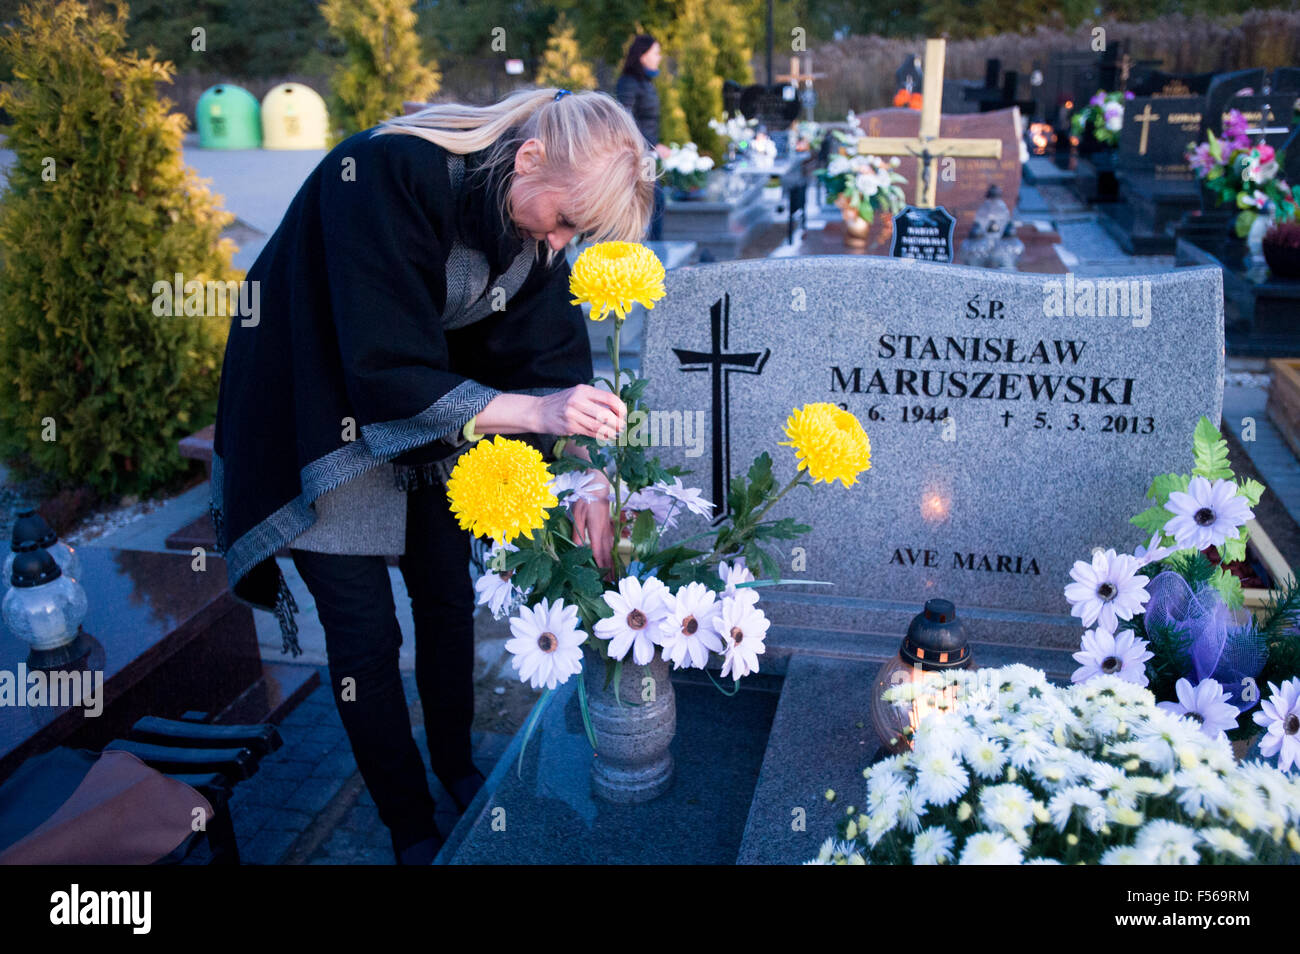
[581,643,676,803]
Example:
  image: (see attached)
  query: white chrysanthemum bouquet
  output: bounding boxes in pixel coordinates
[809,664,1300,865]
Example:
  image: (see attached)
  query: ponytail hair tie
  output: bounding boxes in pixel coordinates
[553,89,571,101]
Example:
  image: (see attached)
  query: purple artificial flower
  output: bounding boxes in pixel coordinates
[1124,90,1135,100]
[1157,677,1241,739]
[1089,92,1106,107]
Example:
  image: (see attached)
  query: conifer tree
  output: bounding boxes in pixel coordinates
[535,13,597,90]
[0,1,237,496]
[321,0,441,142]
[672,0,724,158]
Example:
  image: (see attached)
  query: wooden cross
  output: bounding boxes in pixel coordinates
[776,55,825,89]
[1132,103,1159,156]
[852,39,1003,208]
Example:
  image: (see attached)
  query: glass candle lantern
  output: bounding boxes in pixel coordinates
[973,184,1011,239]
[869,599,973,755]
[990,221,1025,270]
[2,549,88,652]
[4,507,80,591]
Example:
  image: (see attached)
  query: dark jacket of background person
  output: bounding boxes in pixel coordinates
[615,71,659,151]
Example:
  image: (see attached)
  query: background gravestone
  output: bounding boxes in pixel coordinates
[856,106,1021,239]
[642,256,1224,652]
[1202,68,1266,139]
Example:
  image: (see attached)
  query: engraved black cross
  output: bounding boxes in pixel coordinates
[672,293,770,523]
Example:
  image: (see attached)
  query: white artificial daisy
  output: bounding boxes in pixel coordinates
[914,749,969,807]
[1133,532,1176,568]
[1135,819,1201,864]
[657,581,724,670]
[1071,628,1154,687]
[718,558,760,607]
[910,826,955,865]
[1064,548,1150,632]
[1252,678,1300,773]
[621,482,681,531]
[713,595,768,679]
[1158,677,1240,739]
[1199,827,1252,861]
[593,575,670,665]
[653,477,714,519]
[1163,476,1254,552]
[963,735,1008,780]
[548,470,608,508]
[505,597,586,690]
[1047,786,1107,833]
[475,541,526,619]
[958,831,1023,865]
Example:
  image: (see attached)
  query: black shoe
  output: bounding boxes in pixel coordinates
[392,831,444,865]
[440,767,486,814]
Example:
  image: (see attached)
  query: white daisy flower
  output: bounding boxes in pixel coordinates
[896,785,925,834]
[1064,548,1150,632]
[1135,819,1201,864]
[863,808,897,847]
[1133,532,1176,568]
[1163,476,1254,552]
[717,558,760,607]
[475,567,521,619]
[548,470,608,508]
[1024,857,1063,865]
[867,770,908,816]
[1252,678,1300,773]
[505,597,586,690]
[1047,786,1107,833]
[1199,827,1252,861]
[652,477,714,519]
[593,575,670,665]
[714,595,768,679]
[910,826,955,865]
[914,749,969,807]
[621,482,681,531]
[958,831,1023,865]
[1158,677,1240,739]
[1071,629,1153,687]
[657,581,723,670]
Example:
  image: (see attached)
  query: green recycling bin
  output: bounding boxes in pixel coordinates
[195,84,262,149]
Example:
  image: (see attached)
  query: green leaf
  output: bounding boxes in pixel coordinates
[1219,526,1248,565]
[1131,504,1172,534]
[516,687,556,779]
[1238,478,1266,507]
[1147,472,1190,505]
[630,509,657,561]
[575,673,597,750]
[1210,567,1245,610]
[1192,416,1233,481]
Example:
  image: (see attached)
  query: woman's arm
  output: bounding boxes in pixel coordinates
[472,387,625,441]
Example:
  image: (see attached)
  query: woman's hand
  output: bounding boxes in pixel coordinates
[570,470,615,570]
[534,385,626,441]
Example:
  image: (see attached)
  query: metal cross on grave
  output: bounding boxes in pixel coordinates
[672,293,770,523]
[854,38,1004,208]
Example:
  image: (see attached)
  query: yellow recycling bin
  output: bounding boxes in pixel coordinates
[261,83,328,150]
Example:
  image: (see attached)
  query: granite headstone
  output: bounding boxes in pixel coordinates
[856,107,1021,239]
[642,256,1225,650]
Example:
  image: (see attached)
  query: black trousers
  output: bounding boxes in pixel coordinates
[289,482,476,847]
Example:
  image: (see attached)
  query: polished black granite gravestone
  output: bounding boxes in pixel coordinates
[1176,236,1300,357]
[0,548,317,783]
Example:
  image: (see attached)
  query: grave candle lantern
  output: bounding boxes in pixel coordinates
[869,598,973,755]
[3,507,80,592]
[2,549,88,652]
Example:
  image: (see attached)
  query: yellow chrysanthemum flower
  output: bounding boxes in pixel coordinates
[445,435,558,544]
[568,241,666,322]
[778,402,872,488]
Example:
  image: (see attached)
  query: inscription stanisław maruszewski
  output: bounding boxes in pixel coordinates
[642,257,1222,633]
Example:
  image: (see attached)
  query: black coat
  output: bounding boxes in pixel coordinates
[615,71,660,150]
[210,126,593,653]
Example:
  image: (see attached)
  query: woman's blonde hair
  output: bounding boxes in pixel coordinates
[375,87,655,268]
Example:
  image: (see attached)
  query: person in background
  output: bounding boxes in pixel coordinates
[615,34,670,241]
